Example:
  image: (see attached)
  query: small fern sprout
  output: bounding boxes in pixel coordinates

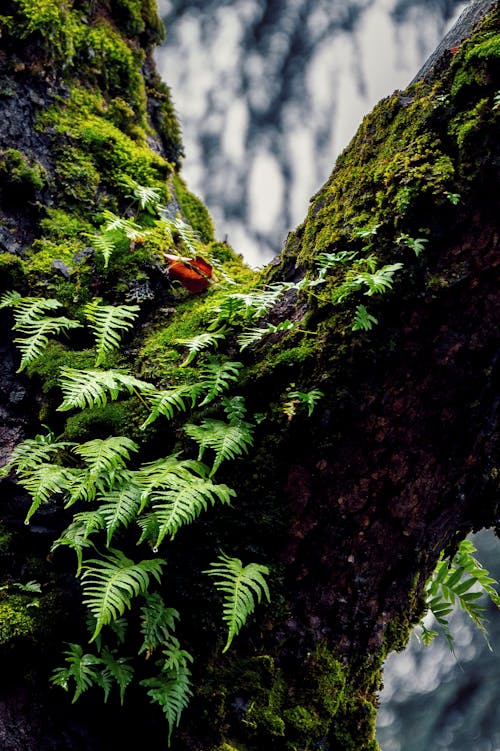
[89,231,117,268]
[285,387,324,418]
[204,551,270,652]
[397,233,428,257]
[352,262,404,296]
[119,176,162,214]
[352,304,379,332]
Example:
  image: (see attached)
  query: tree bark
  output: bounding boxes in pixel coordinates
[0,2,499,750]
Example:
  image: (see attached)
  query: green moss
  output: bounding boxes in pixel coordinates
[0,594,38,645]
[0,148,46,194]
[0,252,24,291]
[63,399,144,441]
[0,524,12,555]
[146,72,184,166]
[173,174,215,243]
[449,98,491,150]
[26,344,95,393]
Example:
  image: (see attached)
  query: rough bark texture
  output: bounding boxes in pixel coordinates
[0,2,499,750]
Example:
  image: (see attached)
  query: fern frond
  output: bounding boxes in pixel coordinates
[139,593,179,658]
[10,296,62,327]
[352,304,378,332]
[14,316,83,372]
[0,290,22,309]
[140,662,193,747]
[97,479,143,546]
[184,418,254,475]
[352,262,403,296]
[286,388,324,417]
[51,643,102,703]
[134,455,209,513]
[74,436,138,478]
[140,383,202,430]
[316,250,358,271]
[177,330,226,366]
[420,538,500,649]
[89,232,117,269]
[198,357,243,406]
[84,300,140,366]
[101,210,145,241]
[136,513,161,547]
[18,463,79,523]
[0,430,75,479]
[204,551,270,652]
[237,320,295,352]
[120,177,162,213]
[58,367,153,412]
[81,549,166,642]
[51,511,105,574]
[222,395,247,422]
[163,216,201,256]
[151,476,236,545]
[98,647,134,704]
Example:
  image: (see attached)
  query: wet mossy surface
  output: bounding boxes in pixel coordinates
[0,3,499,751]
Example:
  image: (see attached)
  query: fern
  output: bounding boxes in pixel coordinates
[18,463,79,523]
[0,430,74,478]
[98,647,134,704]
[89,232,117,268]
[352,262,403,296]
[316,250,358,271]
[14,315,83,372]
[204,551,270,652]
[185,418,254,475]
[162,216,201,256]
[8,294,62,326]
[101,210,145,241]
[177,330,227,366]
[198,357,243,406]
[140,644,193,747]
[81,549,166,641]
[58,367,153,411]
[419,538,500,649]
[150,476,236,545]
[352,304,379,332]
[285,388,324,417]
[51,643,102,703]
[237,320,296,351]
[120,177,162,214]
[140,383,203,430]
[75,436,139,480]
[51,511,105,574]
[0,289,22,309]
[139,593,180,659]
[134,455,209,513]
[97,478,143,546]
[84,300,140,366]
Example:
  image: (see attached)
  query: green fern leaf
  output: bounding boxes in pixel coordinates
[99,647,134,704]
[101,210,145,241]
[84,300,140,366]
[18,463,79,524]
[352,304,379,332]
[162,216,201,256]
[0,289,22,309]
[51,643,102,703]
[204,551,270,652]
[81,549,166,641]
[89,232,117,269]
[184,418,254,475]
[177,330,226,366]
[140,383,202,430]
[198,357,243,406]
[51,511,105,574]
[151,476,235,545]
[0,430,75,479]
[352,262,403,296]
[14,315,83,372]
[10,295,63,327]
[57,367,153,412]
[141,662,193,747]
[97,478,143,546]
[134,456,209,513]
[120,177,162,213]
[237,320,295,352]
[139,593,179,658]
[75,436,139,479]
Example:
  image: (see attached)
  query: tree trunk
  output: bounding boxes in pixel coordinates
[0,2,499,750]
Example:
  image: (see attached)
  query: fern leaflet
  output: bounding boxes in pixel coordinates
[134,456,209,512]
[81,549,166,641]
[0,430,74,478]
[58,368,153,411]
[352,262,403,296]
[18,463,79,523]
[14,315,83,372]
[51,643,102,703]
[204,551,270,652]
[177,330,226,366]
[97,478,143,546]
[352,304,379,331]
[51,511,105,574]
[84,300,140,366]
[74,436,139,479]
[89,232,117,268]
[140,383,203,430]
[98,647,134,704]
[198,357,243,406]
[139,593,179,659]
[184,418,254,475]
[151,476,236,545]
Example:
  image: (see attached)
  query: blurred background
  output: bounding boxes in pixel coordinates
[153,2,500,748]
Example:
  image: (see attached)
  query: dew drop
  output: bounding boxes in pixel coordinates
[24,519,30,526]
[153,546,158,554]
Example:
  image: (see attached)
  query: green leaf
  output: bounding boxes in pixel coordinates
[81,549,166,641]
[176,330,227,366]
[140,661,193,747]
[139,593,179,659]
[58,367,153,411]
[151,475,235,545]
[84,300,140,366]
[184,418,254,475]
[198,358,244,406]
[204,551,270,652]
[352,304,379,332]
[51,643,102,703]
[98,647,134,704]
[140,383,202,430]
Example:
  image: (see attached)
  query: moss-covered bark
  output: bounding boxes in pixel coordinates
[0,2,499,750]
